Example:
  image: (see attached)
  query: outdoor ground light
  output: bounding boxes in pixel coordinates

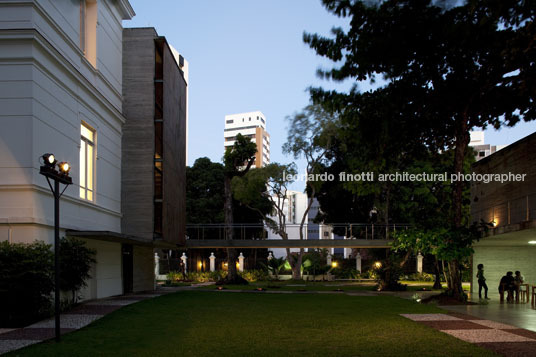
[528,241,536,245]
[374,261,382,269]
[331,261,338,268]
[39,153,72,343]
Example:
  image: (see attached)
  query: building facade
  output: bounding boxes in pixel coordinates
[0,1,188,300]
[122,28,187,246]
[224,111,270,168]
[266,192,348,259]
[470,131,536,297]
[469,131,507,161]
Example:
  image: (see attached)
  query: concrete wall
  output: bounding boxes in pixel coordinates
[471,132,536,228]
[472,245,536,297]
[121,28,187,245]
[121,28,156,240]
[162,43,187,245]
[470,132,536,297]
[133,245,156,292]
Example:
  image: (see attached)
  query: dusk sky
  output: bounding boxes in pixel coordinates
[126,0,536,181]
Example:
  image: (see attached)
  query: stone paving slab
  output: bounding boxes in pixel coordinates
[0,290,165,355]
[400,313,461,321]
[0,328,76,341]
[420,320,491,330]
[402,313,536,356]
[27,314,102,329]
[0,340,38,355]
[68,304,122,315]
[476,341,536,357]
[447,312,485,320]
[469,319,519,330]
[442,329,534,343]
[86,299,137,306]
[506,329,536,339]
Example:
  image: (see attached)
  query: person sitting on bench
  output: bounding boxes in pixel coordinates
[514,271,524,302]
[498,271,515,303]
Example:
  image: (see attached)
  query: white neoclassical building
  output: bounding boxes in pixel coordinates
[0,1,188,300]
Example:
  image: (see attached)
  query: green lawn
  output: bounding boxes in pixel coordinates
[198,280,448,292]
[12,291,495,356]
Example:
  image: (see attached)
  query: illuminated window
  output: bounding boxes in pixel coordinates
[80,123,95,201]
[80,0,97,67]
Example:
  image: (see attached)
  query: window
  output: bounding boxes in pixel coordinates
[80,0,97,67]
[479,151,486,157]
[226,119,234,124]
[80,123,95,201]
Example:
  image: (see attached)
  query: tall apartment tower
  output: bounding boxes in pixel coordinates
[224,111,270,167]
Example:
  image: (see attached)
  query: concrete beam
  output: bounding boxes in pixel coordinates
[185,239,392,249]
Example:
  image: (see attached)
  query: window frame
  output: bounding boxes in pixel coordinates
[80,122,96,202]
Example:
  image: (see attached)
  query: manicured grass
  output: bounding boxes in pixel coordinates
[12,291,496,356]
[198,280,447,292]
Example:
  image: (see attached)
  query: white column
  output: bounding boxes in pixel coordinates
[238,252,245,272]
[209,252,216,272]
[356,251,362,273]
[417,252,423,273]
[268,252,273,261]
[327,253,332,266]
[181,252,188,273]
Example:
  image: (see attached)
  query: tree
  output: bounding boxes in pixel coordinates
[282,104,338,279]
[222,134,257,284]
[186,158,225,224]
[305,0,535,300]
[233,163,301,276]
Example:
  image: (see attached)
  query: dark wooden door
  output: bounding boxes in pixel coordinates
[122,244,133,294]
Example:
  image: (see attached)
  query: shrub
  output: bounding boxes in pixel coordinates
[404,273,435,282]
[59,237,96,305]
[373,259,407,291]
[239,269,270,282]
[166,270,228,284]
[167,271,183,282]
[0,241,54,327]
[331,267,360,279]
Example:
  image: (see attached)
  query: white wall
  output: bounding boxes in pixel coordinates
[0,0,131,245]
[472,245,536,297]
[78,239,122,300]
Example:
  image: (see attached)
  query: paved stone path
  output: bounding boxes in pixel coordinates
[0,291,172,355]
[401,313,536,356]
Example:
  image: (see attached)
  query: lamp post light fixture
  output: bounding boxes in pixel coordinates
[39,153,72,342]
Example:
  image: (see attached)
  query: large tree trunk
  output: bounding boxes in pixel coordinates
[449,117,470,300]
[223,175,244,284]
[433,257,442,290]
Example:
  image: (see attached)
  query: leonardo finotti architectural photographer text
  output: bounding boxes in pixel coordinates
[284,171,527,183]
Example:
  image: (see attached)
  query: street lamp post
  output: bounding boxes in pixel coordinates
[39,153,72,342]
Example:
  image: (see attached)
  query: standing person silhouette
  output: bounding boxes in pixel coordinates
[476,264,489,300]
